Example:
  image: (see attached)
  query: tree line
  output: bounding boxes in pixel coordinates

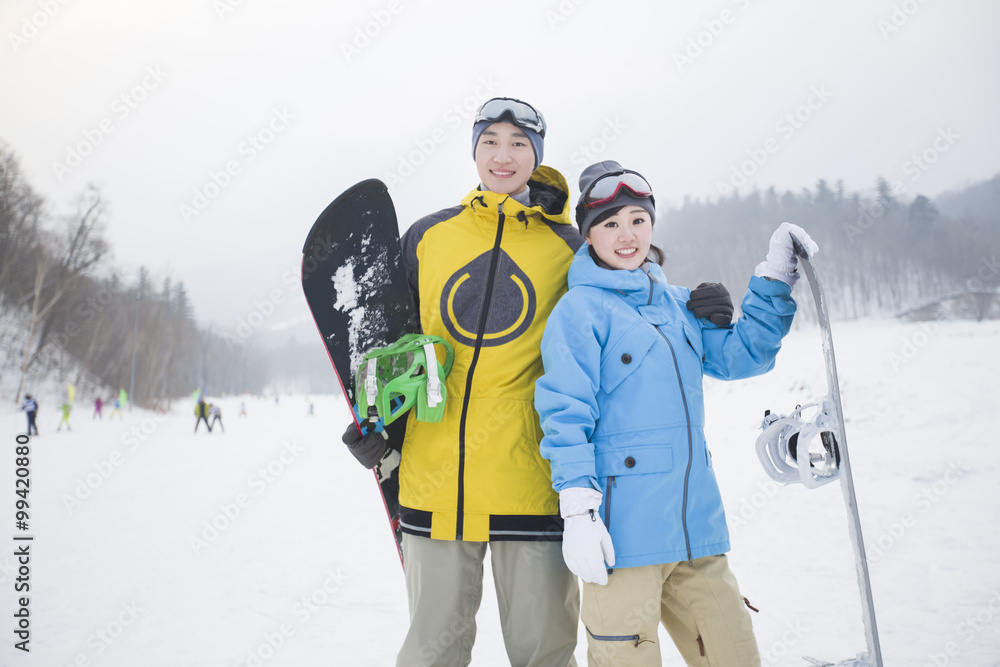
[654,175,1000,321]
[3,135,997,405]
[1,141,270,407]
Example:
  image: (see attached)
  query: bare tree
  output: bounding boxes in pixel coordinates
[14,186,109,402]
[0,143,45,301]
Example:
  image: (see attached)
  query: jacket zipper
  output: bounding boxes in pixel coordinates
[604,476,616,533]
[455,199,507,540]
[655,326,695,561]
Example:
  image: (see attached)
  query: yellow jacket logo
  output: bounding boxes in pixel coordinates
[440,249,536,347]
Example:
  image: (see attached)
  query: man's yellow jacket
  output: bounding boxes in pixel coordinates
[398,166,583,542]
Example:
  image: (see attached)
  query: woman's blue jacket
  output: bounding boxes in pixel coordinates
[535,246,796,569]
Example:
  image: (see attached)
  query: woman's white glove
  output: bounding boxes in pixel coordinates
[559,487,615,585]
[754,222,819,288]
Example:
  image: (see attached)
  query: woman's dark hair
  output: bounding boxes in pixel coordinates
[648,244,665,266]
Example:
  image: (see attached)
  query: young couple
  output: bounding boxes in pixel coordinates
[342,96,817,666]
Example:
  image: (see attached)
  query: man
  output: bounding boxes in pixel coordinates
[194,396,211,433]
[344,98,583,666]
[22,394,39,436]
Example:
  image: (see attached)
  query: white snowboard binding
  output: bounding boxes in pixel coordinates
[756,399,841,489]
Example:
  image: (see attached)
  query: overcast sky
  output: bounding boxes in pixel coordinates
[2,0,998,346]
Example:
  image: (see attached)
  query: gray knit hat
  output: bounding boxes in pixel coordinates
[471,98,546,170]
[575,161,656,237]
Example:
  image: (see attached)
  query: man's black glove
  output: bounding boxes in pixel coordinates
[686,282,734,326]
[341,421,389,469]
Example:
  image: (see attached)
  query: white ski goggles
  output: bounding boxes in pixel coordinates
[473,97,546,137]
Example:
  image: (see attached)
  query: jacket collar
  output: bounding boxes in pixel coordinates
[461,165,572,226]
[568,245,668,310]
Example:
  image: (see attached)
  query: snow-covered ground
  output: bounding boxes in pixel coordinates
[1,318,998,666]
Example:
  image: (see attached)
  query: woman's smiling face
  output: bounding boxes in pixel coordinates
[585,205,653,271]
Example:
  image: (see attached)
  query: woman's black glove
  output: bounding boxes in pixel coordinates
[686,282,734,326]
[341,421,389,469]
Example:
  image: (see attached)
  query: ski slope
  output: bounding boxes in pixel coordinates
[1,318,998,666]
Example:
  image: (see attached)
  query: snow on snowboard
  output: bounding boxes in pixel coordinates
[756,234,883,666]
[301,178,410,566]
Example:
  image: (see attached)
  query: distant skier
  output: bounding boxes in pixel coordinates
[208,403,224,433]
[57,402,72,432]
[93,396,104,419]
[194,396,211,433]
[21,394,39,436]
[307,402,314,416]
[109,397,123,420]
[239,401,247,417]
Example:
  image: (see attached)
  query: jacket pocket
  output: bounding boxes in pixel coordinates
[600,322,659,394]
[595,443,673,477]
[586,627,652,648]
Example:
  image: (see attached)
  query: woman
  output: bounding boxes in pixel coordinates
[534,160,817,666]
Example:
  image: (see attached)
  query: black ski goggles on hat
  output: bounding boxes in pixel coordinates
[582,170,654,208]
[474,97,546,137]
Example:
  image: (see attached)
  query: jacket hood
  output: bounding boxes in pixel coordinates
[461,165,572,226]
[568,245,669,310]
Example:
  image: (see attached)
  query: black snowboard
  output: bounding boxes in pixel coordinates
[301,178,411,566]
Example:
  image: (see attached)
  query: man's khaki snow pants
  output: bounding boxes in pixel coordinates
[582,555,760,667]
[397,534,579,667]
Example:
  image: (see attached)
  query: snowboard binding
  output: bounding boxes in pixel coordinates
[756,400,841,489]
[356,333,455,427]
